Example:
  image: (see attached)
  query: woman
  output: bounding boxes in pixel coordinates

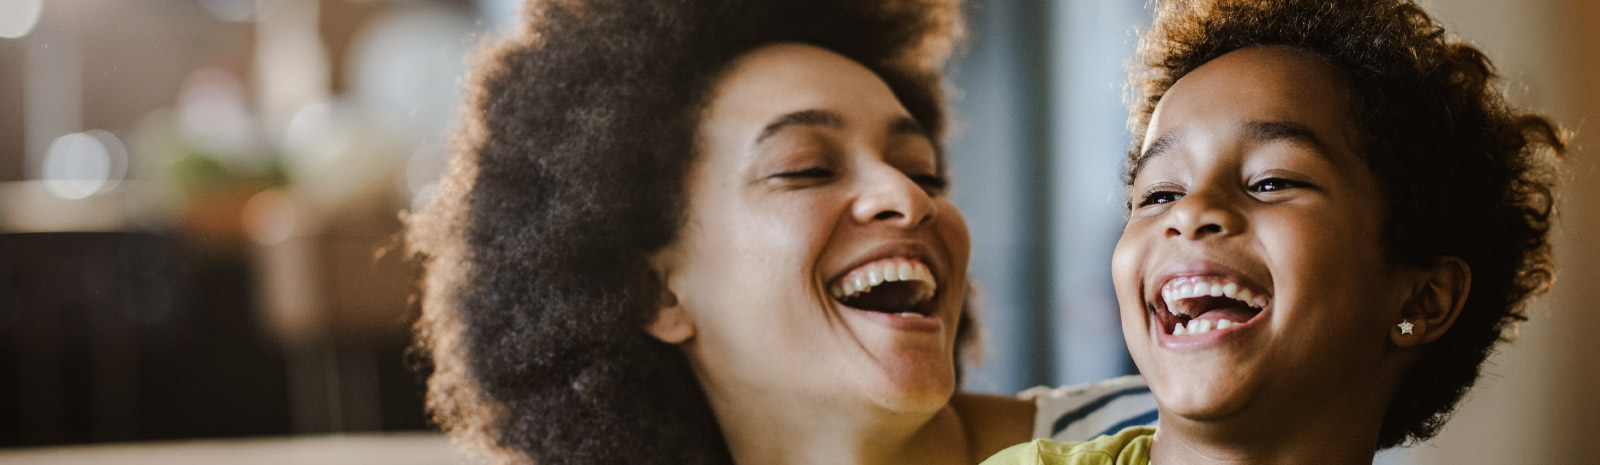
[408,0,1150,463]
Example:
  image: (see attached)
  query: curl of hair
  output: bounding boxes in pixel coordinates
[1129,0,1565,449]
[405,0,963,463]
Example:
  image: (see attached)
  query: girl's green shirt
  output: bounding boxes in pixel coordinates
[980,426,1155,465]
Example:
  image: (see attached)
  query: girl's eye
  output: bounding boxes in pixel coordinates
[1250,177,1305,193]
[1138,190,1183,207]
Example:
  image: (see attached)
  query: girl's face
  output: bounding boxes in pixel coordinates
[1112,47,1416,425]
[651,43,970,414]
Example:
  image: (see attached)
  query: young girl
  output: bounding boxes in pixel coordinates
[984,0,1564,463]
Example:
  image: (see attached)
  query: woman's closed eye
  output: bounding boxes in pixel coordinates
[771,167,836,180]
[910,173,948,193]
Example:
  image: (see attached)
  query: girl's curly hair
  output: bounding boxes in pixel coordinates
[1129,0,1565,449]
[405,0,963,463]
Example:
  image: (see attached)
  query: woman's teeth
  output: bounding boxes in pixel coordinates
[828,258,937,305]
[1160,278,1269,317]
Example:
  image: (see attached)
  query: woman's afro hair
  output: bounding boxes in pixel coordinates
[406,0,963,463]
[1129,0,1565,449]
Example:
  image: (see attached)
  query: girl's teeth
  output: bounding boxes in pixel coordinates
[1172,318,1238,336]
[1159,277,1271,317]
[895,312,921,318]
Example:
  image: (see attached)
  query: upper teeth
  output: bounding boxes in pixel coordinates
[829,258,937,303]
[1160,277,1269,318]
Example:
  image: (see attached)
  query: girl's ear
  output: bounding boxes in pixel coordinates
[646,249,695,344]
[1392,257,1471,348]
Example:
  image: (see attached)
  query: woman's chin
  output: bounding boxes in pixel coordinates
[866,360,957,413]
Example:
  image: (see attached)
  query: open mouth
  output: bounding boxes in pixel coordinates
[1154,276,1271,336]
[828,257,937,318]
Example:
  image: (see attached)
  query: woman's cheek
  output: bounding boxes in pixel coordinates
[935,200,971,267]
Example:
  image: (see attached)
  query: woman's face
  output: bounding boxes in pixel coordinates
[651,43,970,414]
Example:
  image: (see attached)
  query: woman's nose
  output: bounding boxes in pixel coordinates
[851,166,934,228]
[1163,189,1243,240]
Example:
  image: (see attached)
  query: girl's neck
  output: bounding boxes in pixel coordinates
[1149,406,1382,465]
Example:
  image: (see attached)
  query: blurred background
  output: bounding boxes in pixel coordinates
[0,0,1594,463]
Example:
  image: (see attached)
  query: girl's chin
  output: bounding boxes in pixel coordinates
[1154,382,1252,421]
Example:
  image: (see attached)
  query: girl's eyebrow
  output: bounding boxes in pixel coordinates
[1131,133,1178,181]
[1244,120,1338,166]
[1130,119,1339,180]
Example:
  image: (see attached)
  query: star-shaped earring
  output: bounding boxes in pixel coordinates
[1398,320,1415,335]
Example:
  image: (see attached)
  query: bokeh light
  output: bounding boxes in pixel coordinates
[178,68,259,161]
[0,0,43,39]
[200,0,283,23]
[404,144,447,208]
[41,130,128,199]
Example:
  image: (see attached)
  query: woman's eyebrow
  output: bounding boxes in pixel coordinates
[889,116,927,136]
[753,109,844,145]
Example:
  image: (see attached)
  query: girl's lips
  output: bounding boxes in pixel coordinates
[1155,307,1271,349]
[1145,261,1274,348]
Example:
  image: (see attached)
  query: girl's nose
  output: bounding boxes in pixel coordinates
[1163,188,1243,240]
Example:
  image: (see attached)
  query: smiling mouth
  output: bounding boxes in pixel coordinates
[829,257,937,318]
[1156,276,1271,336]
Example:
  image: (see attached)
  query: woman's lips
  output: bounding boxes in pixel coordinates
[824,243,949,331]
[829,257,937,316]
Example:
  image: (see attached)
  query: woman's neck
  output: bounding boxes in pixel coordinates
[712,395,974,465]
[707,390,1035,465]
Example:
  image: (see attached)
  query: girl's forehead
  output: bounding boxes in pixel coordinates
[1136,47,1362,174]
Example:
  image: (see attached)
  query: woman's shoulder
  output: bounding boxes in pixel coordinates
[951,392,1037,459]
[1023,375,1158,442]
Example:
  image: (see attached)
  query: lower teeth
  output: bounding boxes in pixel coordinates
[895,312,921,318]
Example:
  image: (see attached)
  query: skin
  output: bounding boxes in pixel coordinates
[647,43,1032,465]
[1111,47,1468,464]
